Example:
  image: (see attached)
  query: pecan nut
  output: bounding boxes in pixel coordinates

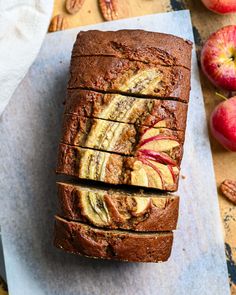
[65,0,85,15]
[99,0,118,21]
[220,179,236,205]
[48,15,67,32]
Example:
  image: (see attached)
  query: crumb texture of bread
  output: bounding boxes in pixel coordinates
[57,182,179,231]
[54,215,174,262]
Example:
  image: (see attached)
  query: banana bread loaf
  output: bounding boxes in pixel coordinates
[54,29,192,263]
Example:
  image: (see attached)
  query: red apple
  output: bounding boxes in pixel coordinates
[201,26,236,91]
[201,0,236,14]
[210,96,236,151]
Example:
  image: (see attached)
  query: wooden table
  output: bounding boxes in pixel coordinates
[0,1,235,294]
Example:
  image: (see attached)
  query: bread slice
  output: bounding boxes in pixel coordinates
[68,56,191,102]
[56,144,179,191]
[61,115,184,163]
[72,30,192,69]
[57,182,179,231]
[54,215,173,262]
[65,89,188,131]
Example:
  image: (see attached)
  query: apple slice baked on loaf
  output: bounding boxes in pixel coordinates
[54,30,192,263]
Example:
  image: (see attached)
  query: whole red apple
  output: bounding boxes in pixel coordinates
[201,0,236,14]
[210,96,236,151]
[201,26,236,91]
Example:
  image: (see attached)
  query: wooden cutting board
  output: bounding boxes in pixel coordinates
[0,11,230,295]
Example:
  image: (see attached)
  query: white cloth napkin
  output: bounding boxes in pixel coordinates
[0,0,53,115]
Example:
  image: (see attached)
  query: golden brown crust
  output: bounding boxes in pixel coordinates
[61,115,184,163]
[65,89,188,131]
[72,30,192,69]
[68,56,191,102]
[57,182,179,231]
[56,144,179,191]
[54,215,174,262]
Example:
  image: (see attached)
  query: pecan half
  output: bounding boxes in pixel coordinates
[65,0,85,15]
[48,15,68,32]
[99,0,118,21]
[220,179,236,205]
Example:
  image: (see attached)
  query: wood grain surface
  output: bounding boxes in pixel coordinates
[1,0,235,294]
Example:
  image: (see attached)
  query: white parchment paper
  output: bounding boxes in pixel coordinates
[0,10,230,295]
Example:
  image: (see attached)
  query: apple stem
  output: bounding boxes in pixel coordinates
[215,92,227,101]
[228,91,233,98]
